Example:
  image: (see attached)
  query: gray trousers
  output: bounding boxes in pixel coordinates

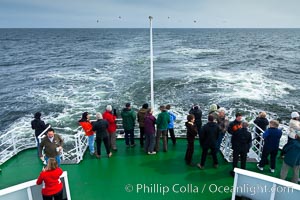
[155,129,168,152]
[280,161,300,183]
[108,132,117,150]
[145,134,156,153]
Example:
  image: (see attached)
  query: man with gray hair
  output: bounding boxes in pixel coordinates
[103,105,117,151]
[92,113,111,158]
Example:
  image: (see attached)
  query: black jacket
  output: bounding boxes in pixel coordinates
[254,117,269,134]
[185,122,198,142]
[228,120,242,134]
[92,119,109,139]
[189,108,202,129]
[31,119,47,137]
[231,128,252,152]
[200,122,220,148]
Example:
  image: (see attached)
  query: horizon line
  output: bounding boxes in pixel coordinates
[1,27,300,29]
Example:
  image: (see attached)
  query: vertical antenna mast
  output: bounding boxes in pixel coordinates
[149,16,154,110]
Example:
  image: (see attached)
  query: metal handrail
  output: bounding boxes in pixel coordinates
[220,121,289,162]
[1,118,290,165]
[0,126,88,165]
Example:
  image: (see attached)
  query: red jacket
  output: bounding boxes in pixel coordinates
[79,121,94,136]
[36,168,63,196]
[102,111,117,134]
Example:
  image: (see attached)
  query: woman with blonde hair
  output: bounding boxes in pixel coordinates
[36,158,63,200]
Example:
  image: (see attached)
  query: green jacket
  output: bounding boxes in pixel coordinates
[121,108,136,130]
[156,110,170,130]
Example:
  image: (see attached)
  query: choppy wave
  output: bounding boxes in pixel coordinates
[174,47,221,57]
[0,28,300,138]
[188,70,296,101]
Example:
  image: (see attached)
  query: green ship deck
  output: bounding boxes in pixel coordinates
[0,139,286,200]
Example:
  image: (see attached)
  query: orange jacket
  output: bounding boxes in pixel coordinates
[79,121,94,136]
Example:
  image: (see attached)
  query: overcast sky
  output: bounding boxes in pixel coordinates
[1,0,300,28]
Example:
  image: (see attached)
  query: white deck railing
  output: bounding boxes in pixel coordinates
[0,126,88,165]
[0,118,290,165]
[0,171,71,200]
[220,122,289,162]
[232,168,300,200]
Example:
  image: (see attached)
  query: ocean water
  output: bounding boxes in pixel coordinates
[0,28,299,137]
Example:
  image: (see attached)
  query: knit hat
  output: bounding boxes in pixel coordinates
[291,112,299,119]
[106,105,112,111]
[125,103,131,108]
[209,104,218,112]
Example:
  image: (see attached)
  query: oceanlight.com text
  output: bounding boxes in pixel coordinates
[124,183,294,196]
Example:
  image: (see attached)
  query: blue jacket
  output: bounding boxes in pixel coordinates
[167,111,176,129]
[262,128,282,151]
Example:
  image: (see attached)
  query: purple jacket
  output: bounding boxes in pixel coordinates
[144,114,156,134]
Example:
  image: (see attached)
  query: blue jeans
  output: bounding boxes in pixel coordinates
[36,136,40,156]
[88,134,95,154]
[125,129,135,145]
[45,155,61,167]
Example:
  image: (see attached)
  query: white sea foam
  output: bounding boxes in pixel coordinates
[183,62,209,68]
[174,47,220,56]
[186,70,296,101]
[17,69,118,136]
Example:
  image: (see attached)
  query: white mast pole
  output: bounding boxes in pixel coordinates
[149,16,154,110]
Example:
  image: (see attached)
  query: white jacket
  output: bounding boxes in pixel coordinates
[288,119,300,139]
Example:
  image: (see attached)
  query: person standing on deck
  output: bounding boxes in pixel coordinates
[216,107,229,151]
[230,121,252,177]
[137,103,149,148]
[208,104,219,122]
[155,105,170,152]
[197,115,220,169]
[78,112,96,156]
[228,112,243,135]
[39,128,63,166]
[166,104,177,145]
[36,158,63,200]
[103,105,118,151]
[31,112,48,156]
[288,112,300,142]
[280,112,300,158]
[254,111,269,149]
[92,113,112,158]
[185,114,198,166]
[254,111,269,135]
[257,120,282,173]
[189,105,203,147]
[280,138,300,184]
[121,103,136,148]
[144,108,157,155]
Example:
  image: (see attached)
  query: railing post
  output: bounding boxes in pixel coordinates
[12,132,17,155]
[74,133,80,163]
